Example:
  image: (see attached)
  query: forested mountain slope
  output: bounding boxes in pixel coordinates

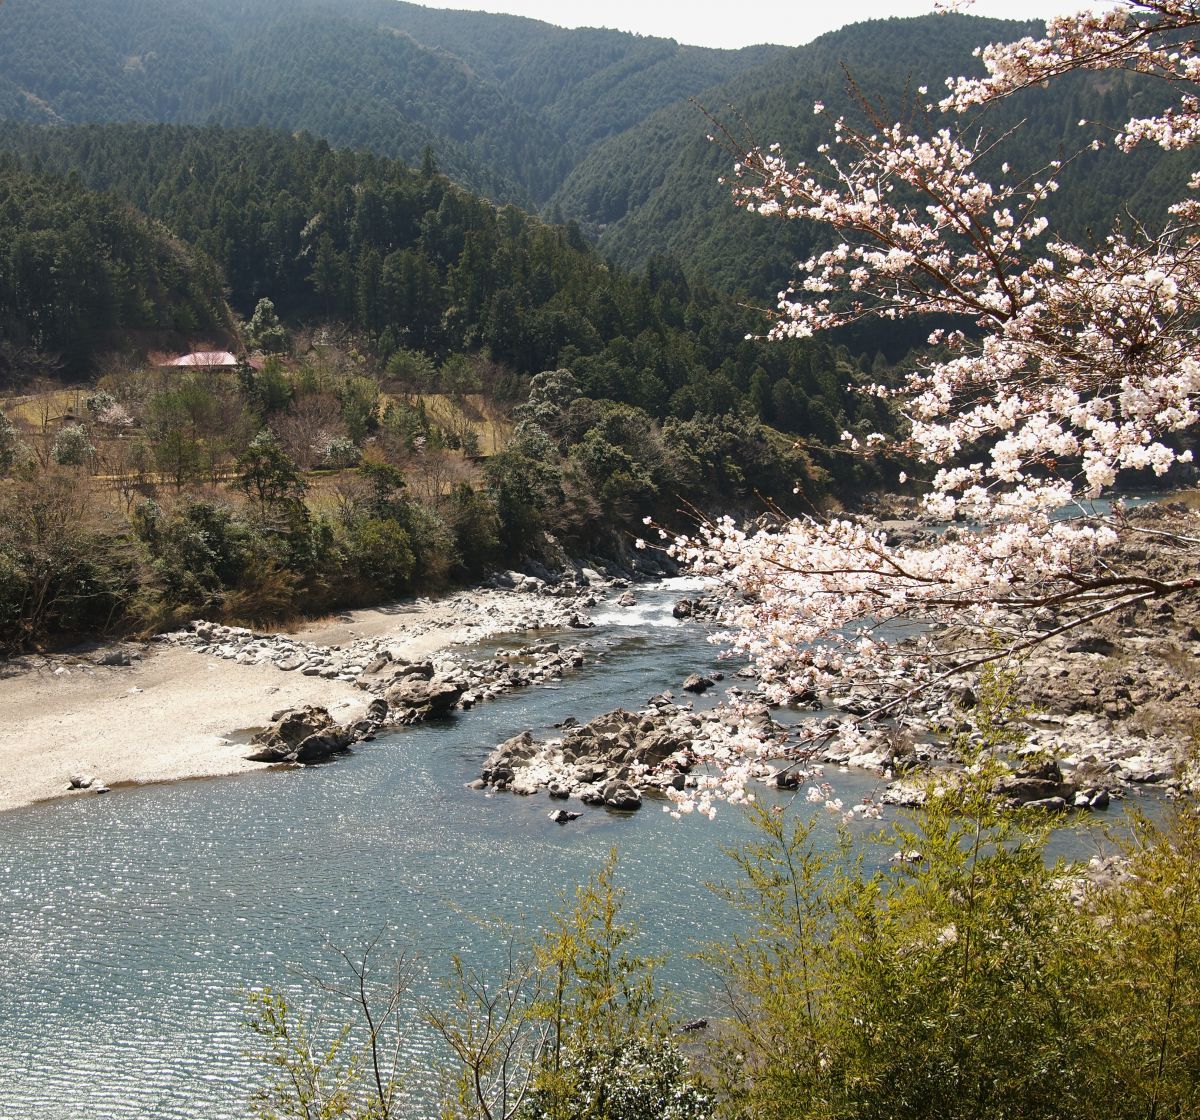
[552,13,1195,298]
[4,1,1187,306]
[0,156,232,372]
[0,0,782,204]
[0,122,888,463]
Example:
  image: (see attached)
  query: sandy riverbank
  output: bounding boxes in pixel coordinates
[0,588,589,814]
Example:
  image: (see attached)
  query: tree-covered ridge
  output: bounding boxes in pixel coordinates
[551,13,1194,300]
[360,4,786,150]
[0,156,230,373]
[0,122,889,457]
[0,0,783,204]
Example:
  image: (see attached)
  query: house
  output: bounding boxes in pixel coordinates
[164,351,239,369]
[157,351,265,370]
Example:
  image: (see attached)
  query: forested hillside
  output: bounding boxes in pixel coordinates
[552,13,1196,301]
[6,2,1187,313]
[0,122,893,646]
[0,123,888,450]
[0,156,231,373]
[0,0,782,204]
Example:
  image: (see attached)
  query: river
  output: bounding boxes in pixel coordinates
[0,579,1121,1119]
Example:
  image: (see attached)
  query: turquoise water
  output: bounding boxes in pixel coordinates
[0,582,1117,1119]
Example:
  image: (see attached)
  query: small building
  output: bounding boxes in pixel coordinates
[156,351,265,371]
[165,350,240,369]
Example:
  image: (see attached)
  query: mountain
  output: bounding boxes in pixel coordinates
[550,12,1195,300]
[2,2,1188,313]
[0,0,785,204]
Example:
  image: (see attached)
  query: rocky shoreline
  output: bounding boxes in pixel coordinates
[474,696,779,809]
[8,501,1196,818]
[1,550,692,810]
[0,569,632,811]
[475,503,1199,822]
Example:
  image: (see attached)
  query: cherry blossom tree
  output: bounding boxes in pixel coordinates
[667,1,1200,813]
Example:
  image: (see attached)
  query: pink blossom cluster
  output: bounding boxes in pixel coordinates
[674,2,1200,812]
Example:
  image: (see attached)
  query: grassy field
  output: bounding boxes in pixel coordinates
[407,392,512,455]
[2,387,87,426]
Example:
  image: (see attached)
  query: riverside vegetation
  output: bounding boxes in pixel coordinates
[0,123,890,654]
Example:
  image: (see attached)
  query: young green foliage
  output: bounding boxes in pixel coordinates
[247,988,365,1120]
[708,666,1098,1120]
[1089,801,1200,1118]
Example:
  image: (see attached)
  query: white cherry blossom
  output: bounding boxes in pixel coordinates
[674,2,1200,812]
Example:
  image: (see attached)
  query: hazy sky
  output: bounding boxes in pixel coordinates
[404,1,1081,49]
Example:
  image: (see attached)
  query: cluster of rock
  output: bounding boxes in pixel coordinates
[991,759,1112,812]
[359,641,588,722]
[488,544,678,598]
[156,590,593,683]
[154,599,592,731]
[476,697,783,814]
[245,700,388,764]
[67,772,109,795]
[671,595,724,623]
[235,640,592,770]
[806,709,1135,813]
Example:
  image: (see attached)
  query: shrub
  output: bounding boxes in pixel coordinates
[50,423,95,467]
[342,517,415,598]
[321,436,361,469]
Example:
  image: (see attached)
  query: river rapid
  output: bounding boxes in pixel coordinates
[0,579,1116,1119]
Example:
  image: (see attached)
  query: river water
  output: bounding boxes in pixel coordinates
[0,580,1117,1119]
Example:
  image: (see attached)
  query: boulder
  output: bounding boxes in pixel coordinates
[293,728,351,764]
[1066,633,1118,656]
[633,728,685,767]
[548,809,581,824]
[993,759,1077,807]
[361,653,392,676]
[245,744,291,763]
[481,731,537,785]
[391,661,434,681]
[250,705,336,752]
[384,675,465,717]
[682,673,715,694]
[601,780,642,811]
[245,704,369,764]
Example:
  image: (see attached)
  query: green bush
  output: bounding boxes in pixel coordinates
[705,669,1200,1120]
[342,516,415,598]
[0,474,134,647]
